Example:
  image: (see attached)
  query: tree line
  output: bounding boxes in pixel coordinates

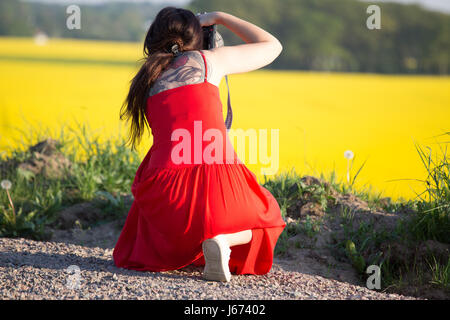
[1,0,448,74]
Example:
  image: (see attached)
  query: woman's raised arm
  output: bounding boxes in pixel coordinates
[200,11,283,76]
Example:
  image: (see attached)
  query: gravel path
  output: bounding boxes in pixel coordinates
[0,237,419,300]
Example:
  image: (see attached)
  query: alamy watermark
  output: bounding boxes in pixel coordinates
[64,264,94,298]
[171,121,280,175]
[366,5,381,30]
[366,265,381,290]
[66,5,81,30]
[65,265,81,290]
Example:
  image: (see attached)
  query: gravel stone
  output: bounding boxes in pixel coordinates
[0,237,420,300]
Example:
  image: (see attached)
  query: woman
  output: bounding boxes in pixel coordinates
[113,7,286,282]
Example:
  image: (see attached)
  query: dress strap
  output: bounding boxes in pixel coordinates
[199,50,207,83]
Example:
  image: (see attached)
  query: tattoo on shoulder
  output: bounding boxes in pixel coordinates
[149,51,204,96]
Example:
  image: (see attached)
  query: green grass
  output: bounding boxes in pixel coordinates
[0,120,140,239]
[262,168,304,218]
[406,139,450,243]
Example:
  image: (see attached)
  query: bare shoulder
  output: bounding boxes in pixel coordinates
[199,49,223,87]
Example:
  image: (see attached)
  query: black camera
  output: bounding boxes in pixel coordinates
[202,24,223,50]
[202,25,216,49]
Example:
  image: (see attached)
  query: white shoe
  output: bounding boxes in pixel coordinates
[202,236,231,282]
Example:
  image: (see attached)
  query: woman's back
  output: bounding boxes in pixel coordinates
[149,16,283,98]
[145,49,238,170]
[149,50,219,97]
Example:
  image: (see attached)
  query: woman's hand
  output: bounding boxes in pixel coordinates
[196,11,221,27]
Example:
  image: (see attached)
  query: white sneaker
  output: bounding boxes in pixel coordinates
[202,236,231,282]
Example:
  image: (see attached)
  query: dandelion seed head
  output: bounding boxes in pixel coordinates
[344,150,354,160]
[1,179,12,190]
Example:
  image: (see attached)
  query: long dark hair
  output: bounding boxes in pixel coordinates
[120,7,204,150]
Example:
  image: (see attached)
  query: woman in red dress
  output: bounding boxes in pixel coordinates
[113,7,285,282]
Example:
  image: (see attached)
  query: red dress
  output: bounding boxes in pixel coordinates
[113,50,286,275]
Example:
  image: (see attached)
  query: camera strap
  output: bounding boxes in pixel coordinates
[203,22,233,130]
[224,75,233,130]
[211,25,232,130]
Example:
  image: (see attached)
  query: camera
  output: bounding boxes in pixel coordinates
[202,24,216,49]
[202,24,224,49]
[198,11,224,50]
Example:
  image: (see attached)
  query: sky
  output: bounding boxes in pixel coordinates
[22,0,450,14]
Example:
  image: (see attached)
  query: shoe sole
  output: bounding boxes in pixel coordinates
[202,238,231,282]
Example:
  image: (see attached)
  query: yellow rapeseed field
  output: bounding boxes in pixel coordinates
[1,37,449,202]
